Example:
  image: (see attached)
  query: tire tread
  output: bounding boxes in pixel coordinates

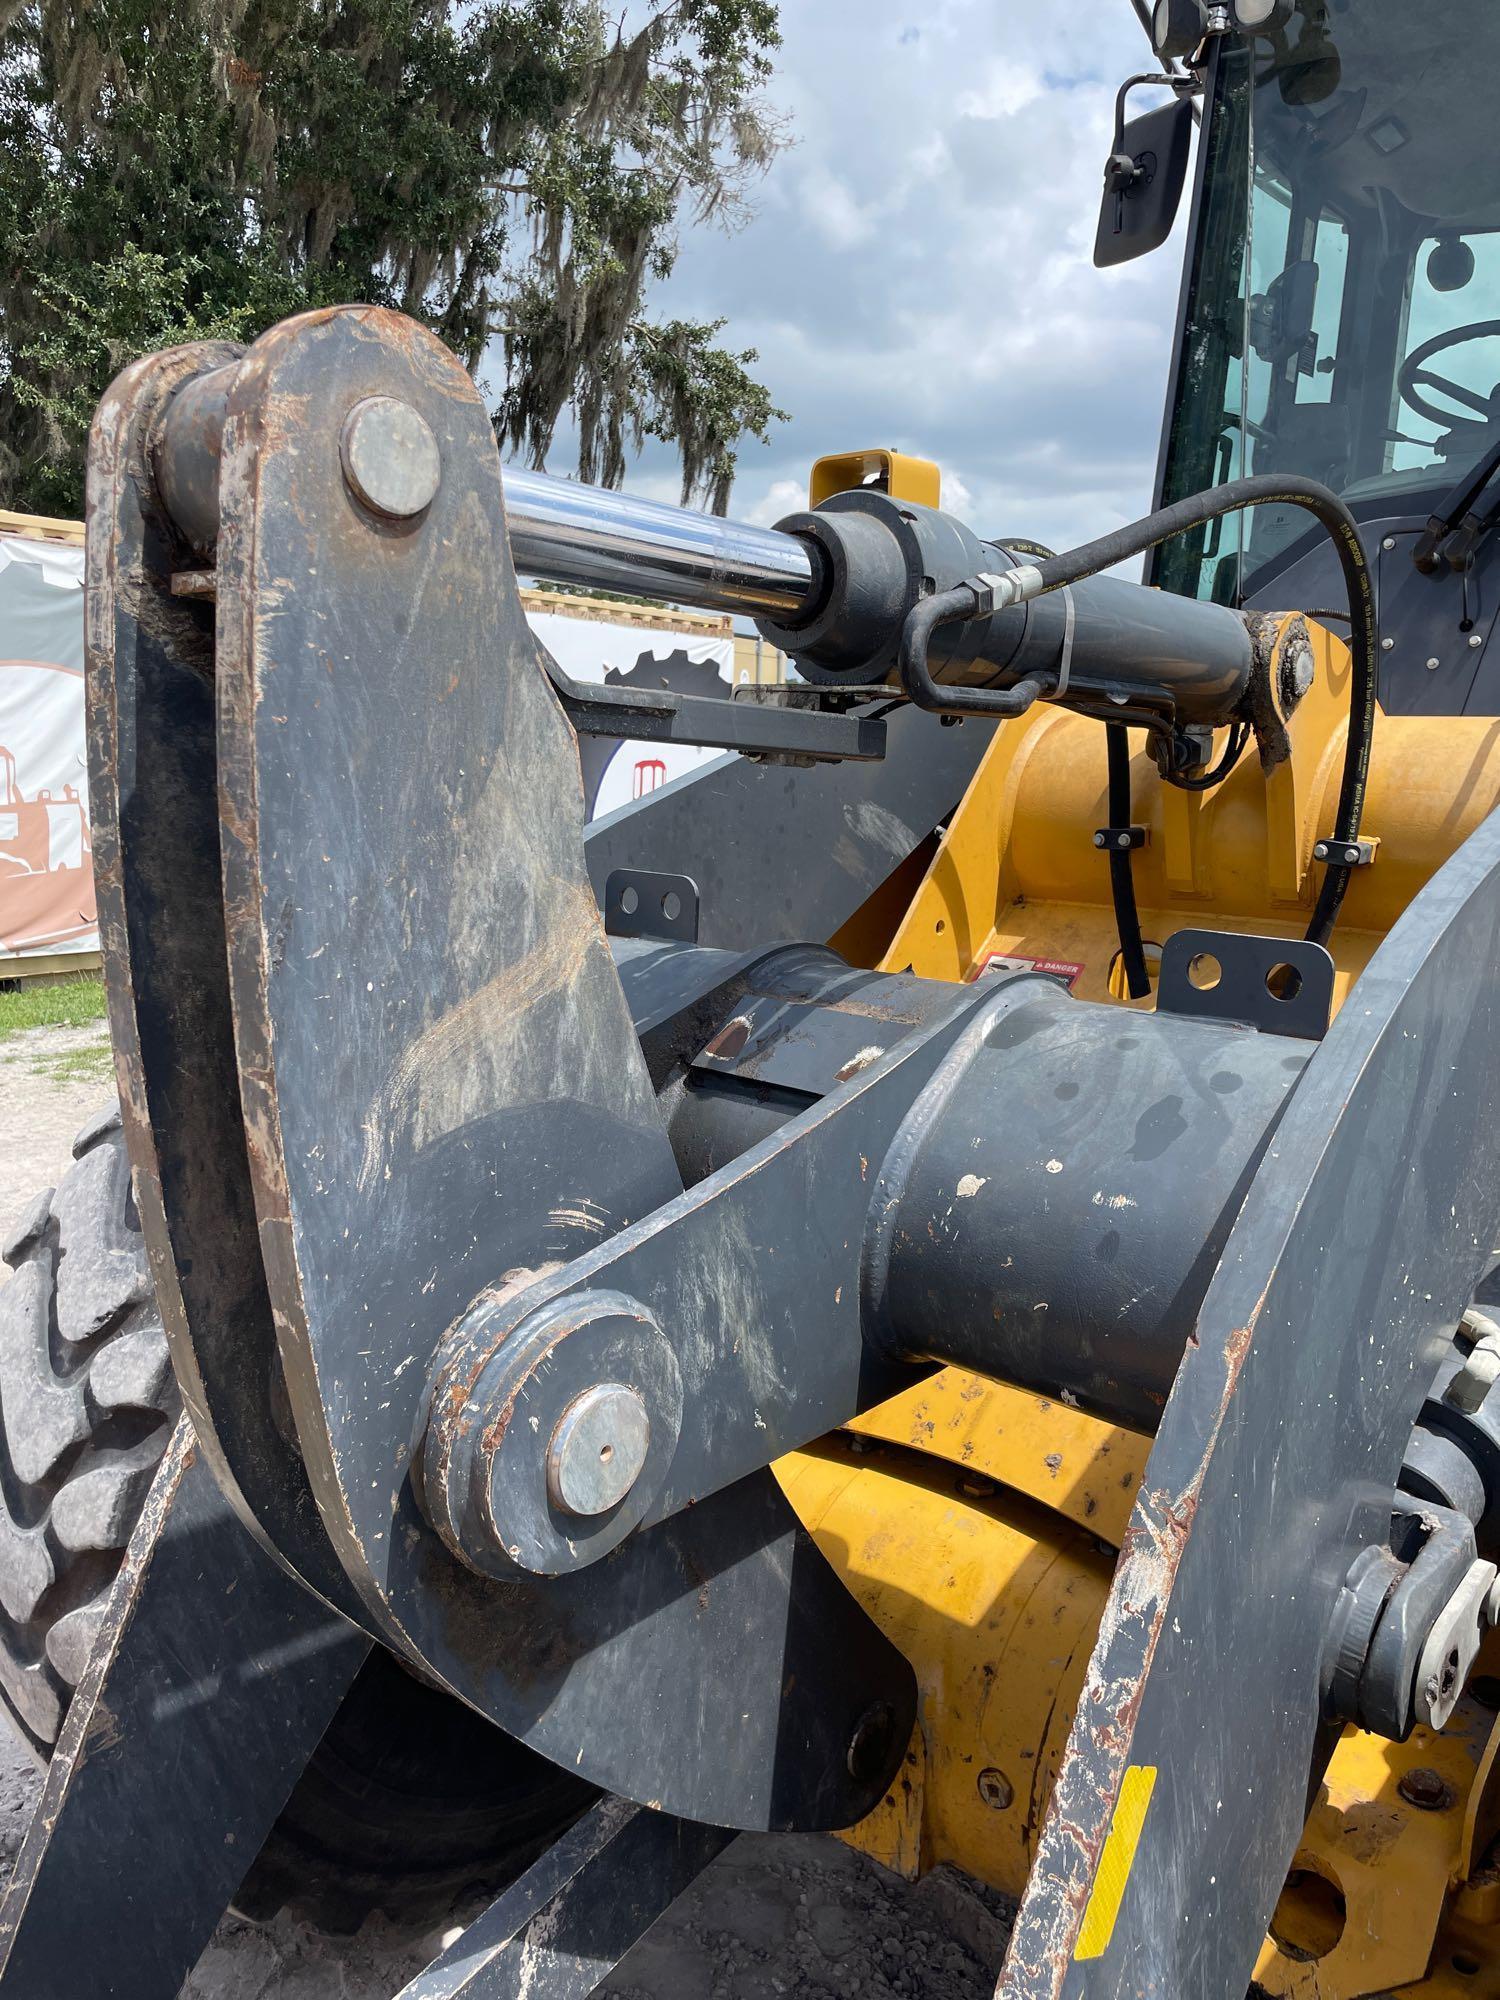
[0,1107,178,1756]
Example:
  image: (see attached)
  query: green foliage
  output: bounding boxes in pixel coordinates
[0,0,786,515]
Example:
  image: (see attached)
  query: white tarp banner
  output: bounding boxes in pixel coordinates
[0,560,736,963]
[0,536,94,960]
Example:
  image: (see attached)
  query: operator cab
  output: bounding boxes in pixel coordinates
[1137,0,1500,714]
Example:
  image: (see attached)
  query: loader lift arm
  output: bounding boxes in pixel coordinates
[10,301,1500,2000]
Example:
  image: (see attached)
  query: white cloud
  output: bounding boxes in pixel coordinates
[938,466,974,514]
[744,477,807,528]
[956,61,1047,121]
[803,170,881,250]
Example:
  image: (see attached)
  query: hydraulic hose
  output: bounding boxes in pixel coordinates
[1107,724,1152,1000]
[1019,475,1376,947]
[897,586,1047,719]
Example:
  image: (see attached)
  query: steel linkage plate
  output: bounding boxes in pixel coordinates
[1000,806,1500,1997]
[87,337,368,1625]
[193,305,913,1831]
[0,1422,367,1997]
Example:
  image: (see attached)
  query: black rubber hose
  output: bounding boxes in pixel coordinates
[1107,724,1152,1000]
[1025,474,1375,947]
[898,586,1047,719]
[1167,719,1249,793]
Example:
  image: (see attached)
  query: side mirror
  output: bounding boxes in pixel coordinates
[1094,91,1194,269]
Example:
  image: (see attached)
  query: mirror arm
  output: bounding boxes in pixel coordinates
[1109,72,1187,157]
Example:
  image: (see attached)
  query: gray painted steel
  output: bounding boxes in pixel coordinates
[585,706,993,950]
[88,333,371,1626]
[0,1422,368,1999]
[109,305,917,1837]
[428,965,996,1566]
[864,977,1309,1433]
[1001,803,1500,1998]
[1156,928,1335,1040]
[395,1798,734,2000]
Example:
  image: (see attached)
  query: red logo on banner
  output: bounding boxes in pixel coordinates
[0,730,96,955]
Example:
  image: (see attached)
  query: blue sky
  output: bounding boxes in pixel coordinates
[498,2,1196,555]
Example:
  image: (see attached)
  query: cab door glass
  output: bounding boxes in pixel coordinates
[1393,233,1500,477]
[1155,3,1500,605]
[1238,180,1352,577]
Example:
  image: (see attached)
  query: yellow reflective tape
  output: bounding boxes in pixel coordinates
[1074,1764,1158,1962]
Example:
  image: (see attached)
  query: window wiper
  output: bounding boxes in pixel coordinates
[1413,433,1500,575]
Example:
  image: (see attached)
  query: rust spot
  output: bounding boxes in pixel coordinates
[703,1015,752,1061]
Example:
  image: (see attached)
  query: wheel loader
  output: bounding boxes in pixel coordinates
[2,0,1500,1993]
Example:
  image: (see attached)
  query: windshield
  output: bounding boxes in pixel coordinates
[1156,1,1500,603]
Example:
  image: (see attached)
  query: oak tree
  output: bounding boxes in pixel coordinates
[0,0,786,515]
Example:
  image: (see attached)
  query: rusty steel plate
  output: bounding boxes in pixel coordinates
[1001,804,1500,1997]
[206,306,915,1831]
[86,337,367,1625]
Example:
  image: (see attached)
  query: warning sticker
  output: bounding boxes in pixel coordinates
[969,951,1084,990]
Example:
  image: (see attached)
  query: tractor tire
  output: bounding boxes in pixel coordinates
[0,1103,179,1753]
[0,1103,593,1934]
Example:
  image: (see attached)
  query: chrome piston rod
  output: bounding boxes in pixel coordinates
[503,468,820,620]
[151,360,823,622]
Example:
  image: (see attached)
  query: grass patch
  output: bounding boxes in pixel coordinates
[27,1044,114,1086]
[0,975,107,1042]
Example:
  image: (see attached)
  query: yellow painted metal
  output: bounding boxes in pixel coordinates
[809,448,943,510]
[848,1374,1147,1547]
[774,613,1500,1992]
[1253,1698,1500,1997]
[875,621,1500,1003]
[776,1436,1114,1894]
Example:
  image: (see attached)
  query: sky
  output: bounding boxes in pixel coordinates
[509,1,1198,558]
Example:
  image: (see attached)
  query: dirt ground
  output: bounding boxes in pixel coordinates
[0,1697,1013,1996]
[0,1032,1016,1998]
[0,1018,114,1224]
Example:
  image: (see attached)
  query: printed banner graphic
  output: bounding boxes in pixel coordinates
[0,536,94,960]
[0,544,739,963]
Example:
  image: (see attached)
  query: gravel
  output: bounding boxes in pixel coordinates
[0,1034,1016,1997]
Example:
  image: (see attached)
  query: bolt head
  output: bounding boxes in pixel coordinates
[1381,636,1395,652]
[1472,634,1486,650]
[1398,1765,1451,1811]
[1383,537,1397,551]
[1284,644,1315,702]
[341,396,441,518]
[546,1382,651,1518]
[978,1767,1014,1811]
[1427,657,1442,672]
[1093,832,1106,849]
